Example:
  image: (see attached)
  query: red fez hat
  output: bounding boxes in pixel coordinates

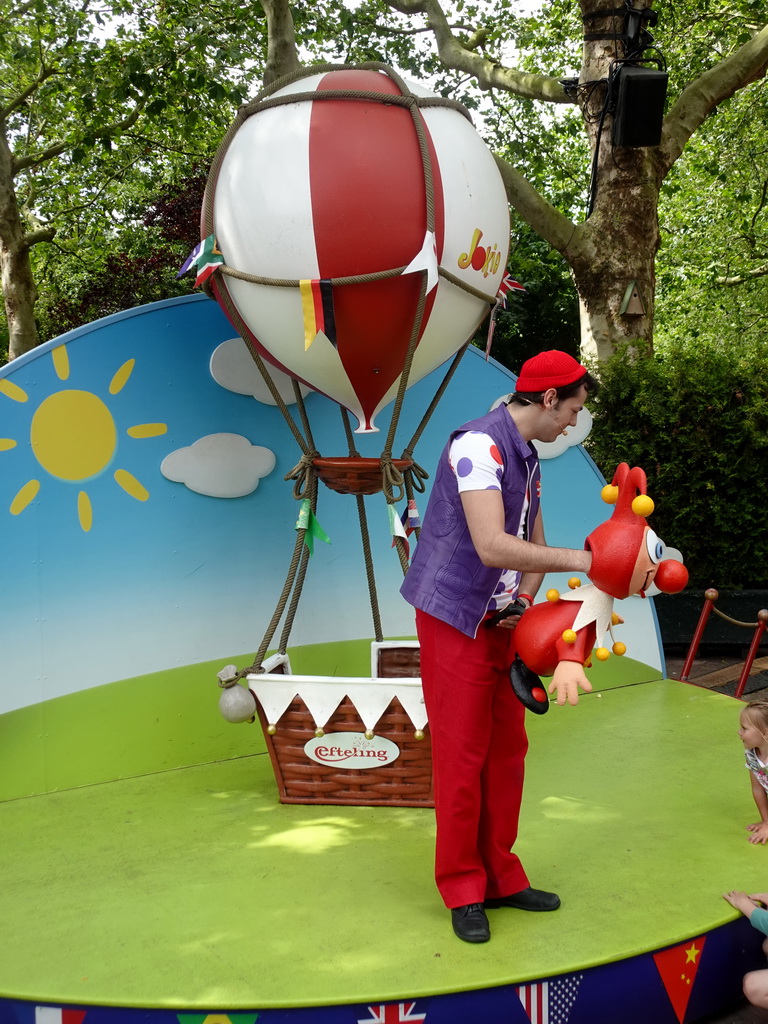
[515,350,587,392]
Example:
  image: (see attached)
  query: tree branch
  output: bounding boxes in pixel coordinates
[493,154,577,253]
[659,23,768,174]
[13,100,146,174]
[716,262,768,285]
[0,65,60,121]
[384,0,572,102]
[22,225,56,250]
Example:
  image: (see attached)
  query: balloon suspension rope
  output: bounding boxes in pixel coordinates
[340,408,384,643]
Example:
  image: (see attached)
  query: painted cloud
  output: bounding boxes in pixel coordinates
[161,433,276,498]
[210,337,311,406]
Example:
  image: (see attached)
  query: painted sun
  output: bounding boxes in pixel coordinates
[0,345,167,532]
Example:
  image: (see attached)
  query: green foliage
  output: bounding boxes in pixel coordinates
[475,223,580,371]
[34,170,205,339]
[656,79,768,353]
[585,343,768,589]
[1,0,269,354]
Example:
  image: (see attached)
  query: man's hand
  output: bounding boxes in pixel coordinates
[746,821,768,845]
[547,661,593,706]
[486,600,527,629]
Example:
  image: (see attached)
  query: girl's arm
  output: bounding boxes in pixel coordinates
[747,773,768,844]
[723,892,768,936]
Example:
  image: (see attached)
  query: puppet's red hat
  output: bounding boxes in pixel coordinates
[586,463,651,599]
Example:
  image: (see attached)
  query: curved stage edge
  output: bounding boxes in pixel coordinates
[1,678,766,1024]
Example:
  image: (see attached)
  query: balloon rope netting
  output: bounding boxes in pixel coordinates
[204,63,480,674]
[203,61,499,305]
[233,336,467,680]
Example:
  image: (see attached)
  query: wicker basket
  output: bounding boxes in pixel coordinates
[257,697,433,807]
[312,456,412,495]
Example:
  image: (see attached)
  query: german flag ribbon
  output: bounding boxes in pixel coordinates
[299,279,337,351]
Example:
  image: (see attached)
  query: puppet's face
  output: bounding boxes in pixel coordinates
[587,520,688,599]
[629,526,663,596]
[628,526,687,597]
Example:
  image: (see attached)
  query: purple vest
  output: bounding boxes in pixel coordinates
[400,403,540,638]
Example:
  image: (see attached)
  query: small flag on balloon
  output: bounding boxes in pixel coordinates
[485,272,527,359]
[388,504,409,557]
[400,499,420,536]
[402,230,439,294]
[300,279,337,351]
[295,498,331,555]
[177,234,225,286]
[497,272,526,308]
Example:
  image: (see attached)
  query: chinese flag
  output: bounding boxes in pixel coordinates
[653,936,706,1023]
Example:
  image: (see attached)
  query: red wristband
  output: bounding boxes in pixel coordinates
[518,593,534,606]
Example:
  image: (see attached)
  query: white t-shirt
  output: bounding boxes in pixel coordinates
[449,429,533,613]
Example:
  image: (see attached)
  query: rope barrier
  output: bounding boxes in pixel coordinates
[711,606,763,629]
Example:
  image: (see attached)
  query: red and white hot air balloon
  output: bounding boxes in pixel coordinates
[205,66,510,433]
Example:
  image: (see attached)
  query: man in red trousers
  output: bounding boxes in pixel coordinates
[401,350,598,942]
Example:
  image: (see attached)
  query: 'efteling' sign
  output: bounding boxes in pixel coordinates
[304,732,400,769]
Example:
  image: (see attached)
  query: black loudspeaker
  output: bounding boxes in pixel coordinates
[611,66,668,147]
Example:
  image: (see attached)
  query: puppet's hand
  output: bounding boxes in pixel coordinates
[547,661,593,706]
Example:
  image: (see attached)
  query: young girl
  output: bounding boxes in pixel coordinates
[739,700,768,845]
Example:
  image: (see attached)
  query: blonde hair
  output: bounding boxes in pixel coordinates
[741,700,768,736]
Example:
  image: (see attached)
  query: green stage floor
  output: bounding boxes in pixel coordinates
[0,678,763,1010]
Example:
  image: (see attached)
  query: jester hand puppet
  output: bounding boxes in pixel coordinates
[511,463,688,713]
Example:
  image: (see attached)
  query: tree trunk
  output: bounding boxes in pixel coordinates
[565,1,664,361]
[0,125,40,360]
[567,151,661,363]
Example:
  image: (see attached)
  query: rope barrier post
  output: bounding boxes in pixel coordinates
[735,609,768,700]
[679,588,718,681]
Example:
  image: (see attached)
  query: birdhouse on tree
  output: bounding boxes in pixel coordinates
[620,280,646,316]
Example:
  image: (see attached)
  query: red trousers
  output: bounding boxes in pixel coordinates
[416,609,530,908]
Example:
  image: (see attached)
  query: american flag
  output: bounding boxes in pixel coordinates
[357,1002,426,1023]
[516,974,582,1024]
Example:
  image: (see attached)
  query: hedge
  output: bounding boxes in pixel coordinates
[584,344,768,590]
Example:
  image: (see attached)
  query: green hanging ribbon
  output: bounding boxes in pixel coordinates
[295,497,331,555]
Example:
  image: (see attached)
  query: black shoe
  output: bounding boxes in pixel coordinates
[451,902,491,942]
[510,656,549,714]
[485,886,561,911]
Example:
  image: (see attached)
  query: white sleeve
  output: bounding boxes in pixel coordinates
[449,431,505,492]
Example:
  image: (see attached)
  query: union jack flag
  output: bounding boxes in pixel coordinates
[496,272,527,307]
[485,272,527,358]
[357,1002,426,1023]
